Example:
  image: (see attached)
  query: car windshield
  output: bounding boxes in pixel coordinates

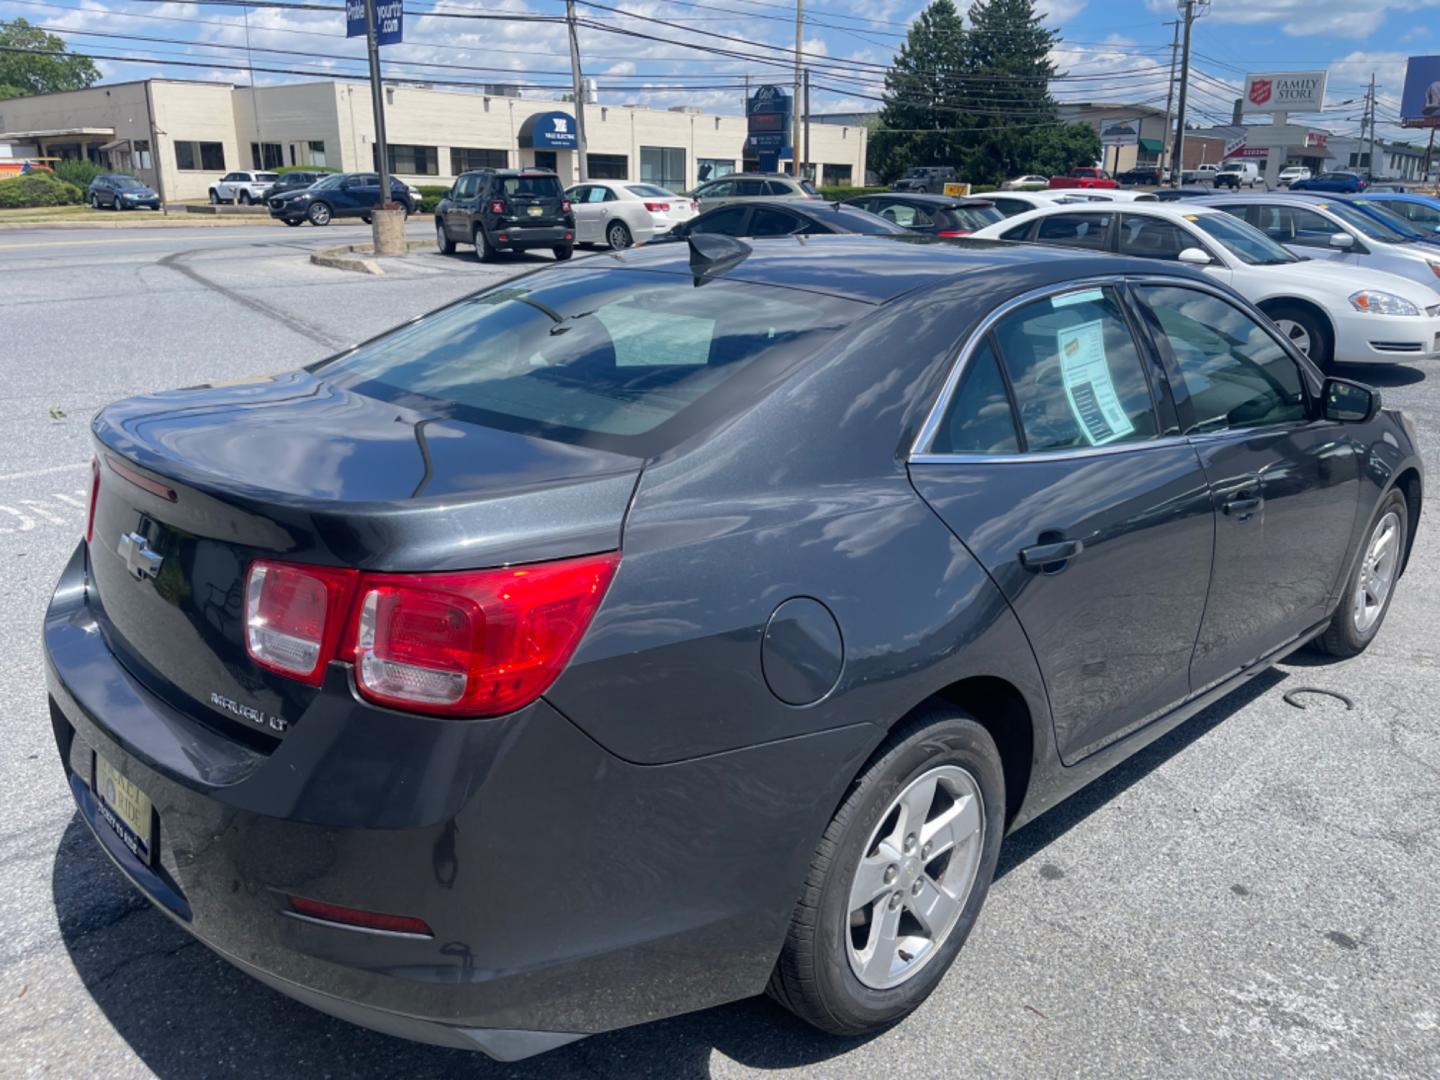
[1193,212,1298,265]
[315,269,865,453]
[1319,200,1409,243]
[503,175,562,196]
[110,176,146,189]
[309,174,345,190]
[1351,199,1431,239]
[626,185,674,199]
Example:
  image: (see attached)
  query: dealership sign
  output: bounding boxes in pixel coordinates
[1099,118,1140,146]
[746,84,792,158]
[1241,70,1327,114]
[347,0,403,45]
[1399,55,1440,126]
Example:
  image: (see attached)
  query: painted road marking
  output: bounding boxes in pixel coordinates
[0,462,90,482]
[0,492,88,534]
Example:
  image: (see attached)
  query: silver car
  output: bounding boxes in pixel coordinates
[1197,193,1440,296]
[566,180,698,249]
[690,172,819,210]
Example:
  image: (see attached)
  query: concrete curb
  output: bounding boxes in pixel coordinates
[0,216,290,230]
[309,239,434,275]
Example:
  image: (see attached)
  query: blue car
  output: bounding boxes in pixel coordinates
[1354,192,1440,236]
[267,171,414,226]
[1321,194,1440,248]
[1289,170,1369,193]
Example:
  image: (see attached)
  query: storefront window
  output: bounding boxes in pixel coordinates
[175,141,225,171]
[451,147,507,173]
[383,144,439,175]
[822,164,852,186]
[251,142,283,170]
[133,139,152,170]
[534,150,558,171]
[587,153,628,179]
[308,140,327,167]
[697,158,735,183]
[640,146,686,193]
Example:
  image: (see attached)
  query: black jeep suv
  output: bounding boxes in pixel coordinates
[435,168,575,261]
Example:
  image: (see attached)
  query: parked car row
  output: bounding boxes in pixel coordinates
[52,216,1423,1064]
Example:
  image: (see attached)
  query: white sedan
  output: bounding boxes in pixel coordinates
[566,180,698,249]
[972,201,1440,367]
[1001,175,1050,190]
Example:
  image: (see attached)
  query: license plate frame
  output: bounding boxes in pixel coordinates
[526,204,544,217]
[94,753,154,865]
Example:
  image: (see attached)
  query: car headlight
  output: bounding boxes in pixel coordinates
[1349,290,1421,316]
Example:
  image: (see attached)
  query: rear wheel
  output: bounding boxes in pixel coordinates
[238,191,252,205]
[1311,488,1408,658]
[475,226,497,262]
[208,190,220,205]
[768,707,1004,1035]
[283,219,301,227]
[436,220,455,254]
[90,194,101,210]
[307,201,332,226]
[553,244,574,261]
[606,221,633,250]
[1267,303,1332,369]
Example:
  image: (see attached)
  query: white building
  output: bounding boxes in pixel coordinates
[0,78,869,201]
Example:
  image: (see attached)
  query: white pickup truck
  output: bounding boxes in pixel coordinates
[208,171,279,205]
[1180,163,1221,184]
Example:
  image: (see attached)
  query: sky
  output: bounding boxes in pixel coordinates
[1,0,1437,143]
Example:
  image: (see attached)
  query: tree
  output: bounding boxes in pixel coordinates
[0,19,100,101]
[958,0,1060,184]
[1027,120,1102,178]
[868,0,968,183]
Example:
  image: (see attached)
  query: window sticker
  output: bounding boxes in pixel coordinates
[1051,288,1104,308]
[1057,320,1136,446]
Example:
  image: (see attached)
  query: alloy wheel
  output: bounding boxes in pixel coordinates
[846,765,984,990]
[608,222,632,250]
[1273,318,1312,356]
[1354,510,1401,633]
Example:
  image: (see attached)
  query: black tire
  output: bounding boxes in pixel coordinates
[208,190,219,205]
[90,194,101,210]
[1266,303,1333,369]
[238,191,252,205]
[606,220,633,250]
[552,244,574,261]
[307,201,332,226]
[435,219,456,254]
[1310,488,1408,658]
[361,214,371,225]
[768,707,1005,1036]
[283,219,301,227]
[474,226,498,262]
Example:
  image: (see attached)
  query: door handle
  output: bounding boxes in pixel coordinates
[1019,539,1084,570]
[1223,495,1263,520]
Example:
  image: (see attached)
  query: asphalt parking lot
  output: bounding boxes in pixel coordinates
[1,222,1438,1079]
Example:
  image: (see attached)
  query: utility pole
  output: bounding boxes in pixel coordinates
[792,0,803,176]
[1365,72,1377,181]
[1170,0,1196,187]
[362,0,391,206]
[1161,19,1180,181]
[803,67,811,180]
[566,0,589,182]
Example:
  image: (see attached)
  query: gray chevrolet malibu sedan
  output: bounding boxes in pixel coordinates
[46,234,1421,1060]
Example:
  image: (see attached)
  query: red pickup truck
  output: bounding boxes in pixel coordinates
[1047,167,1119,190]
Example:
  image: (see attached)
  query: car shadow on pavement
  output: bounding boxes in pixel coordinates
[52,669,1289,1079]
[1331,363,1426,388]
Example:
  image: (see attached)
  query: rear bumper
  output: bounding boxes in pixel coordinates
[491,224,572,249]
[44,543,869,1058]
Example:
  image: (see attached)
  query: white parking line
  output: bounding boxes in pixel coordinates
[0,462,89,482]
[0,491,87,534]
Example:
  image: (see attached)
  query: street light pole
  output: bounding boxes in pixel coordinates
[362,0,391,207]
[1161,19,1180,181]
[566,0,589,182]
[1170,0,1195,188]
[792,0,803,176]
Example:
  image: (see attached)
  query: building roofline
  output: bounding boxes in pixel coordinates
[0,78,235,104]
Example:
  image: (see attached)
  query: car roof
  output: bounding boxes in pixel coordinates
[860,193,994,207]
[585,234,1196,304]
[1000,201,1225,224]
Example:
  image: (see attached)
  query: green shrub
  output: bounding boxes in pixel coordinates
[0,171,85,208]
[415,184,450,213]
[275,164,338,175]
[817,184,886,201]
[53,158,108,190]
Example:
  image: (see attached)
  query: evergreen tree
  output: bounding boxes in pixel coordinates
[869,0,967,182]
[960,0,1060,184]
[0,19,99,101]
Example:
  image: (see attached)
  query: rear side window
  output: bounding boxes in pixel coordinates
[930,340,1019,455]
[749,207,801,236]
[1116,215,1193,260]
[1035,212,1112,251]
[1133,285,1307,433]
[317,269,865,454]
[690,206,749,236]
[990,288,1157,451]
[502,175,562,197]
[735,180,766,196]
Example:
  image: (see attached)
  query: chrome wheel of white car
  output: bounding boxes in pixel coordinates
[1354,510,1401,634]
[1273,317,1312,356]
[607,221,633,250]
[845,764,984,990]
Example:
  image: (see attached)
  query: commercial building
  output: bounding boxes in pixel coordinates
[1056,103,1170,174]
[0,78,869,201]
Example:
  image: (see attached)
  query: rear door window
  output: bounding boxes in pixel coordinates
[455,174,479,198]
[1035,212,1113,251]
[1116,215,1194,260]
[749,207,802,236]
[929,339,1020,455]
[690,206,749,236]
[990,287,1158,452]
[735,180,767,196]
[316,269,866,454]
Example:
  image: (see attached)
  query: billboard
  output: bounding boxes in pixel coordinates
[1399,55,1440,126]
[1242,71,1327,114]
[1099,118,1140,146]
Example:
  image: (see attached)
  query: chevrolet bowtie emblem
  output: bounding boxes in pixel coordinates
[117,532,163,581]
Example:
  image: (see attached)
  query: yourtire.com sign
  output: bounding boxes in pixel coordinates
[347,0,403,46]
[1242,71,1327,114]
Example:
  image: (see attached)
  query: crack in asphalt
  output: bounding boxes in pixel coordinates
[156,247,349,351]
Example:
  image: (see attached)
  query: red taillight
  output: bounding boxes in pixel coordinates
[245,561,358,685]
[489,199,506,214]
[561,199,572,213]
[643,201,670,212]
[288,896,433,937]
[84,457,100,543]
[351,553,619,717]
[936,229,971,237]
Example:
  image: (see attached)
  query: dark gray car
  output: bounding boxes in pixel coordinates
[45,235,1421,1062]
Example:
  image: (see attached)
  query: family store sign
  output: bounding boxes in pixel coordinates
[1242,71,1327,114]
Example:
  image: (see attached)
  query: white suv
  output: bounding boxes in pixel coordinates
[209,171,279,206]
[1278,165,1312,187]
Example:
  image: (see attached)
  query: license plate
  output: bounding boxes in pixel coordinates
[95,753,153,864]
[527,205,544,217]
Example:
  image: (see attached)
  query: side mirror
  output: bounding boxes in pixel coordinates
[1177,247,1213,266]
[1329,232,1356,249]
[1323,377,1380,423]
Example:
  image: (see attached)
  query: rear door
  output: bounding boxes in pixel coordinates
[909,281,1215,764]
[1129,282,1362,689]
[445,172,480,239]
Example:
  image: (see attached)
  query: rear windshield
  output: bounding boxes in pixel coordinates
[799,179,819,195]
[945,205,1003,231]
[257,173,279,182]
[502,175,563,197]
[826,206,908,234]
[315,269,866,454]
[627,184,674,199]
